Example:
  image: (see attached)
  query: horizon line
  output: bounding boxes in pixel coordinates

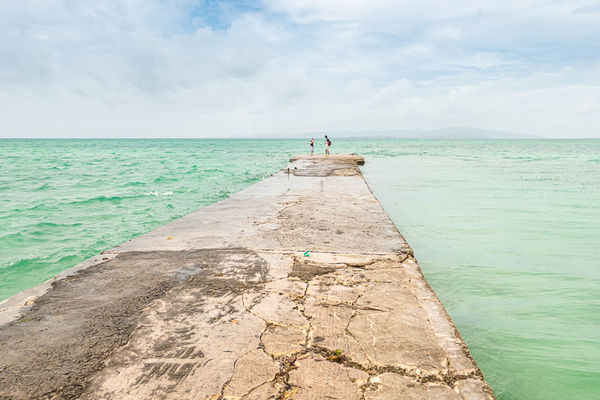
[2,136,600,140]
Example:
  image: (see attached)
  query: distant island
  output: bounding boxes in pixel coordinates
[265,127,542,140]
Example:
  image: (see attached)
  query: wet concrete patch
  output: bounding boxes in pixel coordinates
[0,248,268,400]
[290,258,336,281]
[290,161,360,177]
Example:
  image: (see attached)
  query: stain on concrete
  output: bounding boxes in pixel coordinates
[289,258,336,281]
[0,248,268,400]
[291,161,360,177]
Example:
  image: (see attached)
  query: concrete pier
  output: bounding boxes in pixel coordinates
[0,154,495,399]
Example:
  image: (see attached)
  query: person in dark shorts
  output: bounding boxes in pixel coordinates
[309,138,314,155]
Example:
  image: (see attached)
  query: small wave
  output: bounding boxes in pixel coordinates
[0,222,85,243]
[146,191,174,196]
[0,231,25,244]
[0,255,46,272]
[153,177,178,183]
[10,203,54,213]
[502,156,537,161]
[1,252,82,273]
[32,222,83,229]
[70,195,129,204]
[33,183,53,191]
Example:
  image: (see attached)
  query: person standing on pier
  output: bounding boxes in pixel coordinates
[309,138,314,155]
[324,135,331,155]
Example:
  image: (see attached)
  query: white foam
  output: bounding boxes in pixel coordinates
[146,191,174,196]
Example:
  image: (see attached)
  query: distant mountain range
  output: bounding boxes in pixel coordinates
[274,127,542,139]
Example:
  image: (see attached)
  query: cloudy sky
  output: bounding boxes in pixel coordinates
[1,0,599,138]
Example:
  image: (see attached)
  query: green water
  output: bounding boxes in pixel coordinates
[361,140,600,400]
[1,139,599,399]
[0,139,302,300]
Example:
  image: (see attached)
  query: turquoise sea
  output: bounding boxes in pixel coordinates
[1,139,599,399]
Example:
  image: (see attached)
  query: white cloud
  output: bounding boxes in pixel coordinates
[0,0,599,138]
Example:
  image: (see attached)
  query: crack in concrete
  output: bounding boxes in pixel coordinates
[299,281,313,348]
[216,361,237,400]
[343,294,374,366]
[216,345,267,400]
[221,252,484,397]
[240,381,276,400]
[309,345,484,388]
[271,353,299,400]
[253,321,295,400]
[270,279,312,400]
[203,250,486,399]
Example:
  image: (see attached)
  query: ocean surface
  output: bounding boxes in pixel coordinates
[1,138,599,399]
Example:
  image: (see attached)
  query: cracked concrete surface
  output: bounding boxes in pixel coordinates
[0,154,494,399]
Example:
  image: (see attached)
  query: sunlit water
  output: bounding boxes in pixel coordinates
[1,139,599,399]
